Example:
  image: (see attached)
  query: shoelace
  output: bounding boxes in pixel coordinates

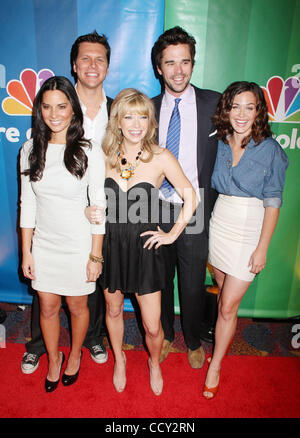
[25,353,38,363]
[91,345,104,354]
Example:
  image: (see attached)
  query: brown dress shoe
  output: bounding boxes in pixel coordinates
[159,339,173,363]
[188,346,205,369]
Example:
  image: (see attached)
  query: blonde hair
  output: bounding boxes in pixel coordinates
[102,88,158,169]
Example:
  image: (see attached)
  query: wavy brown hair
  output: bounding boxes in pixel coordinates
[102,88,158,170]
[213,81,272,148]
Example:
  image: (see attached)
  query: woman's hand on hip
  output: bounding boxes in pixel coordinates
[140,226,176,250]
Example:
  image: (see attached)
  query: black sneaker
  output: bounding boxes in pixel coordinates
[21,352,39,374]
[89,344,108,364]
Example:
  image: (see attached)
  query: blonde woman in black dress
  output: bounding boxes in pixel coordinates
[89,88,198,395]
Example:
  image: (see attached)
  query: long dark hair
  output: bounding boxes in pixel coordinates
[213,81,272,148]
[24,76,90,181]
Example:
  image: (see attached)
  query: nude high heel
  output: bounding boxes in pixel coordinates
[113,351,126,393]
[148,358,163,396]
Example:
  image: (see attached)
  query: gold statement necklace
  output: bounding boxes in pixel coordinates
[117,147,143,180]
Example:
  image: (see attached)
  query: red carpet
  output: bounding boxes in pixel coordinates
[0,343,299,418]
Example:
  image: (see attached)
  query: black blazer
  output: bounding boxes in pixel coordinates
[152,85,220,243]
[107,96,113,116]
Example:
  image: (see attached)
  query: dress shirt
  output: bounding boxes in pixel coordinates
[158,85,199,204]
[75,86,108,211]
[76,87,108,146]
[211,137,289,208]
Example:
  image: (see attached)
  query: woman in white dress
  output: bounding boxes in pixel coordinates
[203,81,289,399]
[20,76,105,392]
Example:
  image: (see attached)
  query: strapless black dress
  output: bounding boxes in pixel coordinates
[101,178,165,295]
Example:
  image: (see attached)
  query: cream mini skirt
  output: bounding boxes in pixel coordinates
[208,195,265,282]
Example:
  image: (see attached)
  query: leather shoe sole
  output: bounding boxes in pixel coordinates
[188,346,205,369]
[159,339,173,364]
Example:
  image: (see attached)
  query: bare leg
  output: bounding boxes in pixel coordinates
[64,295,89,374]
[37,291,62,381]
[136,290,164,395]
[104,289,126,392]
[213,266,226,294]
[204,270,251,398]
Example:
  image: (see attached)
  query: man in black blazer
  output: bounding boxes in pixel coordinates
[21,31,113,374]
[152,26,220,368]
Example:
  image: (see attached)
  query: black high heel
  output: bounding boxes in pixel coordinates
[45,352,65,393]
[62,351,82,386]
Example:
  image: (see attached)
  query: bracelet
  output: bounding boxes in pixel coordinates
[89,253,104,263]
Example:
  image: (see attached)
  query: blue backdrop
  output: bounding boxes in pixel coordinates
[0,0,164,304]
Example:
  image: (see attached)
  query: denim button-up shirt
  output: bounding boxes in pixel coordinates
[211,137,289,208]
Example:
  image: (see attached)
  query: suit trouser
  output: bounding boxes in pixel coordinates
[159,200,208,351]
[25,283,106,356]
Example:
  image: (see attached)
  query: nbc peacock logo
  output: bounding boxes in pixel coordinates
[2,68,54,116]
[262,76,300,123]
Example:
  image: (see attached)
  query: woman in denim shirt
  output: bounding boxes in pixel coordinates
[203,81,289,399]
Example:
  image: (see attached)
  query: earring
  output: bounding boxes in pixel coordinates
[117,129,122,145]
